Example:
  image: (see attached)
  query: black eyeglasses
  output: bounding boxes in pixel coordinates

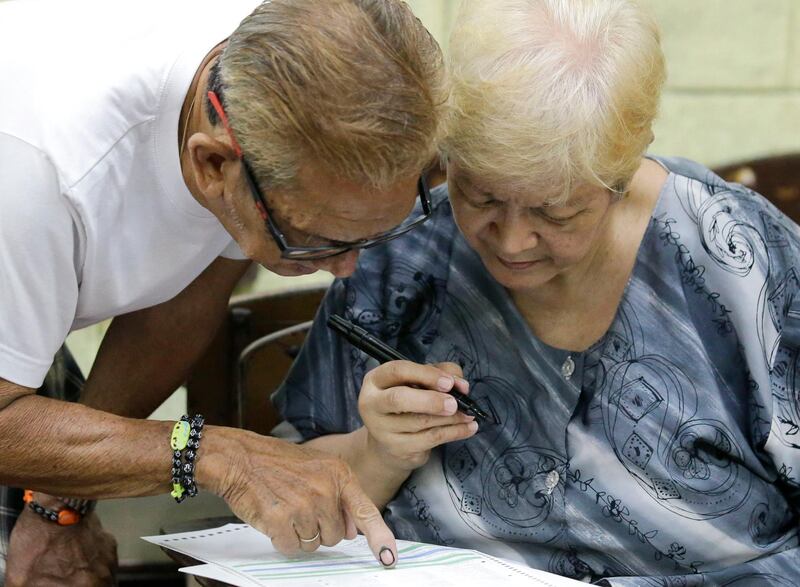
[241,158,432,260]
[207,90,433,261]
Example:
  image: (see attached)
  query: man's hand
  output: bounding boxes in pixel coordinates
[358,360,478,472]
[5,505,117,587]
[199,429,398,566]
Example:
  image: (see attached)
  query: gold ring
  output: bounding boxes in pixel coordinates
[298,530,321,543]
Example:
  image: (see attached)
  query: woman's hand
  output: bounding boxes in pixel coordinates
[358,360,478,472]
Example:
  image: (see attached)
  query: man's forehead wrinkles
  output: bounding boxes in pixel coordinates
[277,201,409,245]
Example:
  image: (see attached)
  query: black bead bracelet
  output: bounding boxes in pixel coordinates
[170,414,204,503]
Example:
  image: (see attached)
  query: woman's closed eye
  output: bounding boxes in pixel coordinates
[536,208,582,225]
[467,196,500,209]
[453,179,498,209]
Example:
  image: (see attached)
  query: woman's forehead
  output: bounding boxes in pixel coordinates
[452,166,599,209]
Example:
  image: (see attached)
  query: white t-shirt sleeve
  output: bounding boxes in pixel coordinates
[0,134,79,388]
[220,237,247,260]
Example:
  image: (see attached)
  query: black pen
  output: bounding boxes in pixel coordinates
[327,314,490,424]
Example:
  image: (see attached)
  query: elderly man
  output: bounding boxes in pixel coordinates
[0,0,447,584]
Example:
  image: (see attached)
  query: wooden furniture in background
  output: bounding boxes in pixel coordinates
[234,320,313,435]
[714,153,800,223]
[186,284,327,435]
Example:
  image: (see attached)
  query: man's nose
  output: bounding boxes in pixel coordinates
[317,249,360,278]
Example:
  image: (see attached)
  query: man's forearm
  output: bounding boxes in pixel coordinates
[0,393,172,498]
[79,257,251,418]
[0,390,249,501]
[304,428,410,509]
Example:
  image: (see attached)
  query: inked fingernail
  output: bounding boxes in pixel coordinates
[443,397,458,414]
[379,546,396,568]
[437,376,455,391]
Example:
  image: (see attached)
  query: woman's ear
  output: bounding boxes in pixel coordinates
[187,132,237,201]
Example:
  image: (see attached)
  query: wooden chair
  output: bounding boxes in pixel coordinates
[234,320,313,435]
[713,153,800,223]
[186,284,327,435]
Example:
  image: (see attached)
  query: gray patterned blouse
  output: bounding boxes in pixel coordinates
[274,157,800,585]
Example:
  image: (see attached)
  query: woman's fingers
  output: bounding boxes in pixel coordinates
[359,360,479,462]
[398,421,479,453]
[366,361,460,395]
[431,362,470,395]
[383,411,475,434]
[361,361,474,421]
[368,412,476,453]
[365,385,460,417]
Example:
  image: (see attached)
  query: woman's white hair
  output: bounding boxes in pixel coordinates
[442,0,666,203]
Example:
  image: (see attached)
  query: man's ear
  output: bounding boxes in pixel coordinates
[187,133,238,201]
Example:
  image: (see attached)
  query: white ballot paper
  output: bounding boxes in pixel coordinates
[143,523,586,586]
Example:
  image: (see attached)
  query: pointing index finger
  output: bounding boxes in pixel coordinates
[340,480,397,568]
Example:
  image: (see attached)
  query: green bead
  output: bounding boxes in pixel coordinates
[170,483,185,499]
[170,421,191,451]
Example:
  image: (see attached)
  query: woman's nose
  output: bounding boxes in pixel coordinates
[492,210,539,257]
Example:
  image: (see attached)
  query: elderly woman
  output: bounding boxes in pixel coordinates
[274,0,800,583]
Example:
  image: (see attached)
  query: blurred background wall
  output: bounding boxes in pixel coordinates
[409,0,800,166]
[646,0,799,166]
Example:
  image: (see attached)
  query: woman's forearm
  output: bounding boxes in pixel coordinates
[304,427,411,509]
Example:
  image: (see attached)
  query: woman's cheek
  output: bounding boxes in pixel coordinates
[451,204,479,239]
[549,234,592,267]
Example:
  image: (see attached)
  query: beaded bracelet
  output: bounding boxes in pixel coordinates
[56,496,95,516]
[23,490,82,526]
[170,414,204,503]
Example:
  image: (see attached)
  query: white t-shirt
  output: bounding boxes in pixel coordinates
[0,0,258,388]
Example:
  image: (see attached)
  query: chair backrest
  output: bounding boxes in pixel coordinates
[186,285,327,434]
[235,321,313,434]
[713,153,800,223]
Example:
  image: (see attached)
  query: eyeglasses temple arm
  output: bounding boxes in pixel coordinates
[207,90,243,158]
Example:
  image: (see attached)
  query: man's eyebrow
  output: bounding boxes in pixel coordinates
[292,221,394,246]
[284,221,341,245]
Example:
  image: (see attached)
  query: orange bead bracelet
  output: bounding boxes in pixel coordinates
[23,489,82,526]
